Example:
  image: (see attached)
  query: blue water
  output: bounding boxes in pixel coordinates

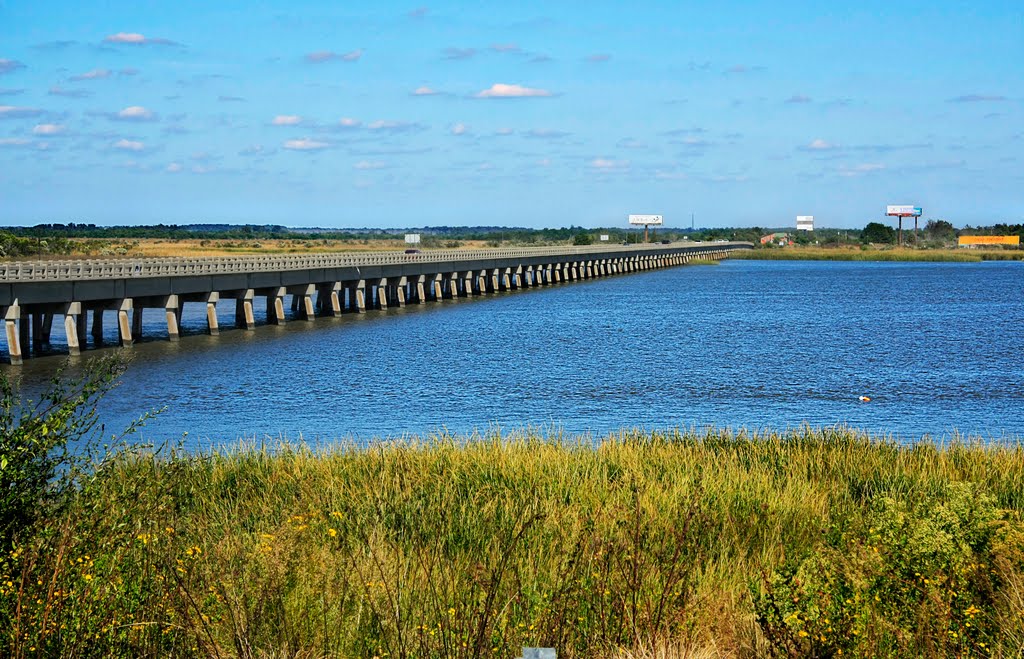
[8,259,1024,445]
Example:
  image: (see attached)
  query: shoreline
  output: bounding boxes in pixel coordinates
[730,246,1024,262]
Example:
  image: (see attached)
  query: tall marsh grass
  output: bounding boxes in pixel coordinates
[3,427,1024,657]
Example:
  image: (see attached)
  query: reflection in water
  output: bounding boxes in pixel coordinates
[6,260,1024,447]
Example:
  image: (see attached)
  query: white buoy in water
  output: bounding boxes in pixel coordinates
[859,395,871,402]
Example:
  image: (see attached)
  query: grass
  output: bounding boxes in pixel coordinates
[731,246,1024,262]
[3,427,1024,657]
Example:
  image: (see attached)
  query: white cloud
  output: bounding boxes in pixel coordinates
[283,138,329,151]
[411,86,440,96]
[0,59,26,75]
[0,105,44,118]
[166,162,182,173]
[104,32,179,46]
[590,158,629,170]
[272,114,302,126]
[117,105,156,121]
[113,138,145,151]
[33,123,65,135]
[450,122,468,136]
[586,53,611,63]
[491,43,521,53]
[337,117,361,128]
[475,83,553,98]
[838,163,885,177]
[0,137,32,147]
[366,120,423,133]
[803,138,838,151]
[305,49,363,63]
[70,68,111,81]
[354,160,386,170]
[495,127,515,136]
[785,94,812,104]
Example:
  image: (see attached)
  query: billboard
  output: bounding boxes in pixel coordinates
[628,214,663,225]
[958,235,1020,246]
[404,233,421,244]
[599,234,610,241]
[796,215,814,231]
[886,205,922,217]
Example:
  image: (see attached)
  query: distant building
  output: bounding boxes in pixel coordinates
[796,215,814,232]
[760,232,793,246]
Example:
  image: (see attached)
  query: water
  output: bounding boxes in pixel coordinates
[7,259,1024,445]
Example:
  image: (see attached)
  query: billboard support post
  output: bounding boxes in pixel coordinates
[886,205,923,248]
[628,215,664,244]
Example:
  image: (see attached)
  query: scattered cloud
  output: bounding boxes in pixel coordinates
[354,160,387,170]
[785,94,812,104]
[31,40,77,51]
[590,158,629,171]
[450,122,468,136]
[674,136,712,148]
[218,95,246,102]
[494,127,515,136]
[724,64,765,74]
[617,138,648,149]
[852,142,932,153]
[837,162,885,177]
[0,88,24,97]
[475,83,553,98]
[70,68,111,81]
[48,86,91,98]
[411,86,440,96]
[655,169,688,180]
[490,43,521,53]
[114,105,157,121]
[800,138,839,151]
[529,54,553,64]
[33,123,65,135]
[272,114,302,126]
[524,128,569,139]
[336,117,361,129]
[305,49,363,63]
[0,105,44,119]
[367,120,424,133]
[442,47,477,60]
[947,94,1007,103]
[239,145,271,157]
[0,137,33,148]
[283,138,329,151]
[120,67,140,76]
[409,7,429,19]
[0,59,26,75]
[586,53,611,63]
[104,32,181,46]
[166,162,183,173]
[661,127,706,137]
[113,138,145,151]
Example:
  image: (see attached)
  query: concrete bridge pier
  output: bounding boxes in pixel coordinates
[229,289,256,330]
[396,277,407,306]
[502,267,512,291]
[266,288,286,325]
[432,274,443,300]
[4,305,22,365]
[203,293,220,334]
[289,285,316,321]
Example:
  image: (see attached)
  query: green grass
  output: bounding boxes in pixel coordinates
[3,428,1024,657]
[731,247,1024,262]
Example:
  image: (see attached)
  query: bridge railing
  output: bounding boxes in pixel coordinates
[0,242,751,282]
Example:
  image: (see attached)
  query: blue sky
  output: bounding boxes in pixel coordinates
[1,0,1021,229]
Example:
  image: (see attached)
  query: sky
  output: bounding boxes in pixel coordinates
[0,0,1021,229]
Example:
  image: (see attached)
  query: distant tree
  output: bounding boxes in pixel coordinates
[924,219,956,243]
[572,232,594,245]
[861,222,896,244]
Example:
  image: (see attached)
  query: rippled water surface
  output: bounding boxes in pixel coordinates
[9,259,1024,445]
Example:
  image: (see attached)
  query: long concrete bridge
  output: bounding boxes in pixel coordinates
[0,241,751,364]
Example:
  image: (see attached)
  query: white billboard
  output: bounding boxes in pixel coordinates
[796,215,814,231]
[628,214,663,225]
[404,233,421,244]
[599,234,610,241]
[886,205,922,217]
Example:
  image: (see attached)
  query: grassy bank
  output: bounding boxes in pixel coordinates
[3,428,1024,657]
[731,246,1024,262]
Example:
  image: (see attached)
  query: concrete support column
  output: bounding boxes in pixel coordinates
[4,305,22,365]
[117,299,133,347]
[267,288,286,325]
[503,268,512,290]
[353,281,367,312]
[432,274,443,300]
[235,289,256,330]
[374,279,388,309]
[554,265,562,283]
[462,272,474,296]
[477,271,488,295]
[205,293,220,334]
[396,277,407,307]
[92,308,104,343]
[414,276,425,304]
[586,261,594,278]
[492,269,500,292]
[62,302,82,356]
[514,266,523,288]
[165,294,181,340]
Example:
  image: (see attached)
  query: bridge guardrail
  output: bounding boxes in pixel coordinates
[0,242,752,282]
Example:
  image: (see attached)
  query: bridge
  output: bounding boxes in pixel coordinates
[0,241,751,364]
